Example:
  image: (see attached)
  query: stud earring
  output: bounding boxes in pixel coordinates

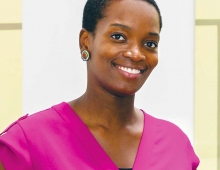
[81,50,90,61]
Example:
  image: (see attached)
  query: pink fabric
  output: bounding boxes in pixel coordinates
[0,102,199,169]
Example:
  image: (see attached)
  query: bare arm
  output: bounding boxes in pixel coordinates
[0,162,5,170]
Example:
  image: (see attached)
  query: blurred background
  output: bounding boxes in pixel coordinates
[0,0,219,169]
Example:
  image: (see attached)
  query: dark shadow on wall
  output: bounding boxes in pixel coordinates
[0,23,22,30]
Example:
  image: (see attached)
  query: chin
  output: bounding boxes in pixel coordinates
[108,87,140,98]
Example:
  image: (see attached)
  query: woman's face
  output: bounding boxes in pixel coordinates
[83,0,160,96]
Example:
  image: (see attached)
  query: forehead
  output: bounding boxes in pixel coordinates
[97,0,160,33]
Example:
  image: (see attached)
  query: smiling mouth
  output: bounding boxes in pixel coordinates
[113,63,147,75]
[116,65,141,74]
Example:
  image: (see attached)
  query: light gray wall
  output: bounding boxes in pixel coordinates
[23,0,195,142]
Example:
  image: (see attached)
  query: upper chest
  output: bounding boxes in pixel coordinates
[89,127,143,168]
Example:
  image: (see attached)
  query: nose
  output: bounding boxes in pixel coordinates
[122,45,146,62]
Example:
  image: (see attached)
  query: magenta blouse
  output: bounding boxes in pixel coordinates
[0,102,199,169]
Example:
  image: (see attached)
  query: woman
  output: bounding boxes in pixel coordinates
[0,0,199,169]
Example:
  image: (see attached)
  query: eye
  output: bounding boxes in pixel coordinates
[144,41,158,49]
[110,33,125,41]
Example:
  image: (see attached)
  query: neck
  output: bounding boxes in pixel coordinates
[70,86,138,129]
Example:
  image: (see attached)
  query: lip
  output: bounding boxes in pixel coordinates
[112,62,148,79]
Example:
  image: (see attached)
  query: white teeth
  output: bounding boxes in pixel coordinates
[117,66,141,74]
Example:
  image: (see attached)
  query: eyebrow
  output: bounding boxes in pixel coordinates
[110,23,131,30]
[110,23,160,37]
[148,32,160,37]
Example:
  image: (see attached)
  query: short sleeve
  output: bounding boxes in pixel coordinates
[0,123,33,170]
[187,140,200,170]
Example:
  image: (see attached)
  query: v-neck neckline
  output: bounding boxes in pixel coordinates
[53,102,157,170]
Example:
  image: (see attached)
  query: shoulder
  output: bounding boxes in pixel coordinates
[143,111,188,141]
[1,102,67,135]
[0,115,32,169]
[0,102,69,146]
[0,102,68,169]
[0,108,55,138]
[143,111,200,169]
[0,102,64,138]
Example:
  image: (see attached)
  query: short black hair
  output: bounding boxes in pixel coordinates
[82,0,162,33]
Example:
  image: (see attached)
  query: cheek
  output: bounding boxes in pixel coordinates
[91,44,118,63]
[89,49,113,74]
[147,54,158,69]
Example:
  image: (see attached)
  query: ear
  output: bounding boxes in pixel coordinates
[79,28,92,52]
